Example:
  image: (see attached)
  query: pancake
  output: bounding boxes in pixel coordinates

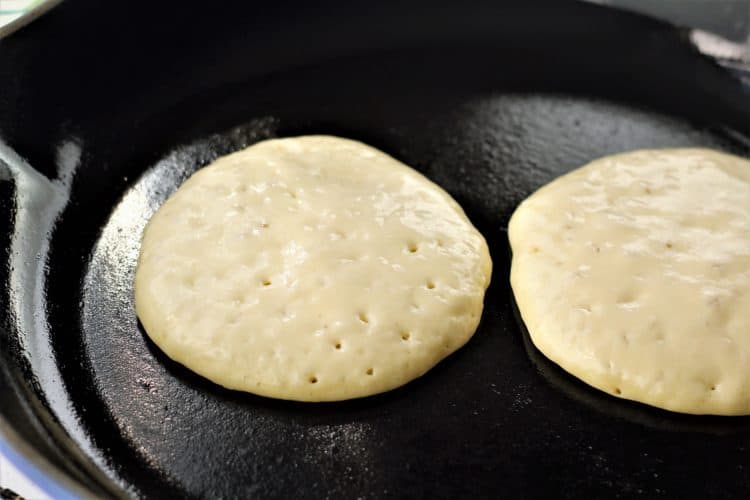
[135,135,492,401]
[509,148,750,415]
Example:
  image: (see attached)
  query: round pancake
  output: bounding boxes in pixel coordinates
[509,148,750,415]
[135,136,492,401]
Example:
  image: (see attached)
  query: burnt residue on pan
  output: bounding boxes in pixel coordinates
[2,1,750,499]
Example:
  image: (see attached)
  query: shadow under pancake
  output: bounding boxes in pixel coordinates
[510,294,750,435]
[136,317,476,420]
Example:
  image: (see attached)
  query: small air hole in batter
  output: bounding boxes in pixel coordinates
[233,291,246,305]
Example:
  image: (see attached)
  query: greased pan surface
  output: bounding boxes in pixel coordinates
[2,1,750,498]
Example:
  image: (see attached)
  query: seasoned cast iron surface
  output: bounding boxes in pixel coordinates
[2,2,750,498]
[53,54,750,498]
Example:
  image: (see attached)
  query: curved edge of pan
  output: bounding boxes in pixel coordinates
[0,154,130,498]
[0,418,101,499]
[0,0,63,40]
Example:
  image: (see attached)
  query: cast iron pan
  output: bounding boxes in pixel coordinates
[2,1,750,498]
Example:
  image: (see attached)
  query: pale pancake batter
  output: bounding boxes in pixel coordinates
[135,136,492,401]
[509,148,750,415]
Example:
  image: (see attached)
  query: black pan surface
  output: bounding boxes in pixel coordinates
[2,1,750,498]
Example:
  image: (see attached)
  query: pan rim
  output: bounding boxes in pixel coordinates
[0,416,97,499]
[0,0,63,40]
